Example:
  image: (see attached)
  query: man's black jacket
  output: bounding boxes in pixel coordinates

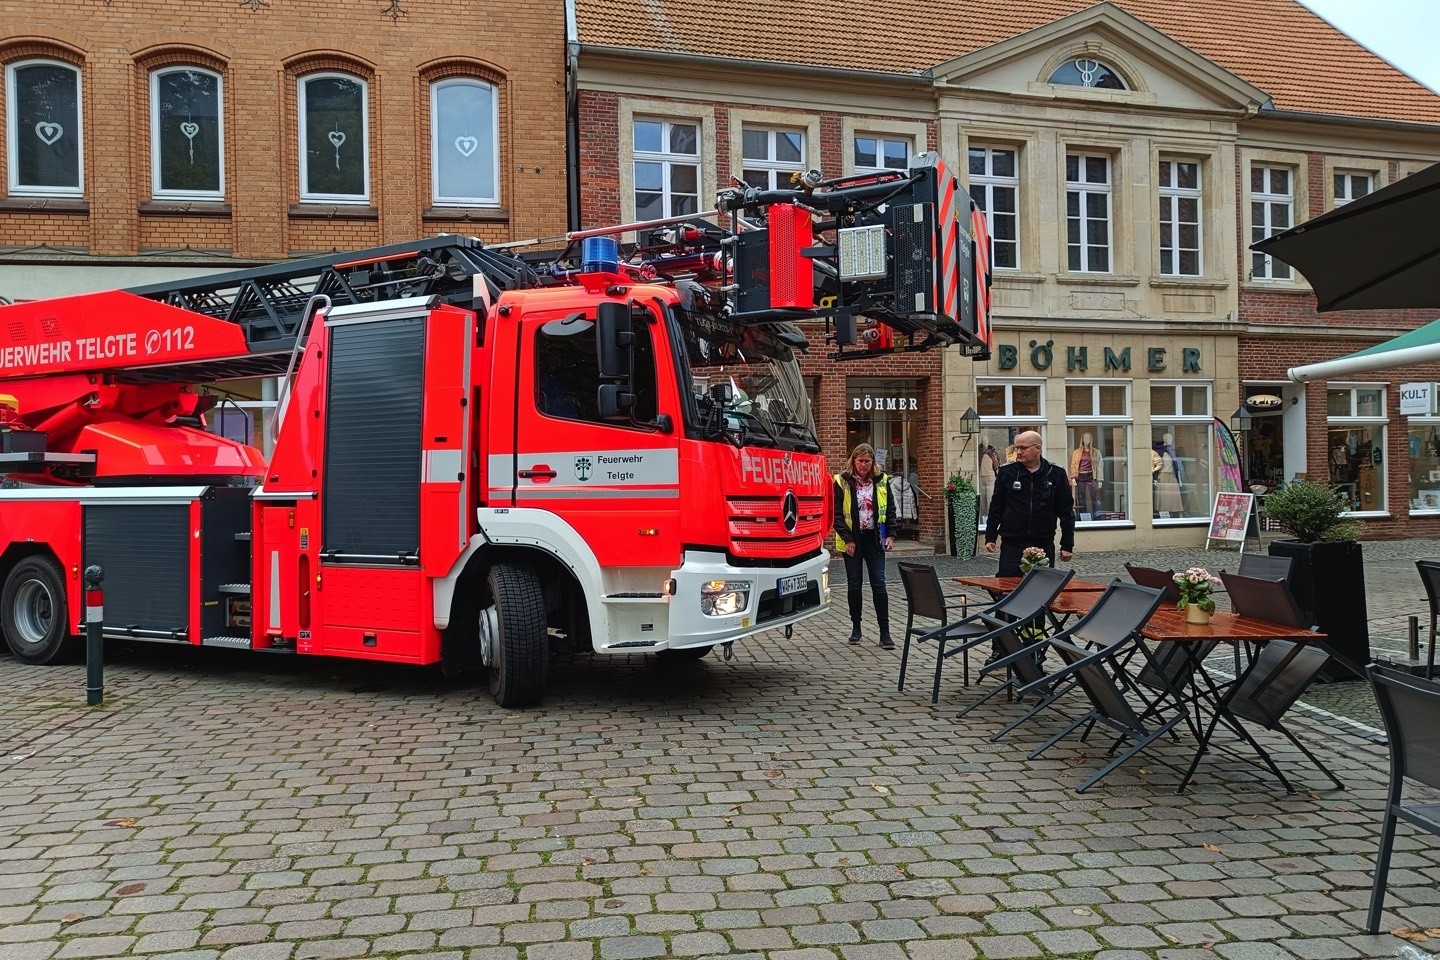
[983,458,1076,551]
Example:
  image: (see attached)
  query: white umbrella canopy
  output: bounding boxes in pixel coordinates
[1287,316,1440,382]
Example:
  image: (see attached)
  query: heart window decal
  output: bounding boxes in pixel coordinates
[35,122,63,146]
[454,136,478,158]
[328,130,347,148]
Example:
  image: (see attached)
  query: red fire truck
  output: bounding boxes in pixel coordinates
[0,154,991,706]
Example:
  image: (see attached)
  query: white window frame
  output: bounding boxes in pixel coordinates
[149,66,224,202]
[1333,170,1373,208]
[1250,165,1293,281]
[1066,152,1112,273]
[1408,415,1440,516]
[1327,383,1387,516]
[740,125,806,190]
[297,71,370,204]
[1149,380,1215,524]
[1065,380,1133,528]
[429,77,499,207]
[631,116,701,221]
[969,145,1020,271]
[1158,159,1201,278]
[6,58,84,197]
[974,378,1047,530]
[852,133,910,176]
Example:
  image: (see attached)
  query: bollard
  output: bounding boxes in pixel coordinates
[1408,615,1421,663]
[84,565,104,707]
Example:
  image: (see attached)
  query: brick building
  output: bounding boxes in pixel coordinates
[574,0,1440,548]
[0,0,570,300]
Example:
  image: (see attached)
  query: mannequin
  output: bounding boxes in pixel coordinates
[1069,432,1101,516]
[1152,437,1183,514]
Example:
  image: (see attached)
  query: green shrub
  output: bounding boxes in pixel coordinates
[1262,480,1360,543]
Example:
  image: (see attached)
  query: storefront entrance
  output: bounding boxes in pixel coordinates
[846,378,926,541]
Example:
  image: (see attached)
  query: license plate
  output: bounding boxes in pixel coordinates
[777,574,808,597]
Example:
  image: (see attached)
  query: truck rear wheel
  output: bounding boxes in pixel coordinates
[482,563,548,708]
[3,557,77,665]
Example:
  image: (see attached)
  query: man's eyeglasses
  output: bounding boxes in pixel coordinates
[1015,443,1040,450]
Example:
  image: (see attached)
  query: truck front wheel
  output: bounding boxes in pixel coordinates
[3,557,77,665]
[481,563,548,708]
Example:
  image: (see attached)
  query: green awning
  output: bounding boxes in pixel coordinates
[1288,316,1440,382]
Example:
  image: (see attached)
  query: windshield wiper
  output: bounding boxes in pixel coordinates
[768,419,820,452]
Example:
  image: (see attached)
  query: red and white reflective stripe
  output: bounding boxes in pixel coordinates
[85,588,103,624]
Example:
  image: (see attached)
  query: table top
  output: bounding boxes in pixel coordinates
[1140,608,1326,643]
[954,575,1110,594]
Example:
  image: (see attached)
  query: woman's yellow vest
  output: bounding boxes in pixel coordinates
[833,472,889,551]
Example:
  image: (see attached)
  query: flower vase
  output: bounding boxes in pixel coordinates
[1184,603,1211,625]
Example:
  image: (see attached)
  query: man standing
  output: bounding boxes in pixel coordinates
[984,430,1075,574]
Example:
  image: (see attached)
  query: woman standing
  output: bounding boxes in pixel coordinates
[833,444,896,648]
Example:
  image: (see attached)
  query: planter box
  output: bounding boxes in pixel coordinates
[1268,539,1370,681]
[947,494,978,559]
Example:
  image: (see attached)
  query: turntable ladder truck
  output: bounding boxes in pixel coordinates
[0,151,992,706]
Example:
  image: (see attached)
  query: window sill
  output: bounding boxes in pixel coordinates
[423,206,508,223]
[0,196,89,213]
[1241,280,1311,295]
[1075,520,1135,529]
[1342,511,1391,519]
[288,204,379,220]
[139,201,232,218]
[1148,277,1229,290]
[993,270,1046,285]
[1152,517,1210,526]
[1058,274,1141,287]
[1409,509,1440,517]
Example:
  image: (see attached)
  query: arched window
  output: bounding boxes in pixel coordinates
[430,77,498,206]
[1047,58,1128,90]
[5,58,83,196]
[298,72,369,202]
[151,66,224,200]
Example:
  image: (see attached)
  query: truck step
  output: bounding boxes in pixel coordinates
[218,583,251,594]
[603,593,665,604]
[202,636,252,649]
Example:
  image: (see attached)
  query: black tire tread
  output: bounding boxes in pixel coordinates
[2,555,76,665]
[488,563,548,708]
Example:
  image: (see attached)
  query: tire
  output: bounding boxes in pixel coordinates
[3,556,77,665]
[484,563,548,708]
[658,645,713,663]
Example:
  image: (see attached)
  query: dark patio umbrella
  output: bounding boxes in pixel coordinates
[1253,160,1440,312]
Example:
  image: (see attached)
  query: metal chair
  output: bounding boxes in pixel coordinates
[1366,665,1440,934]
[916,566,1074,704]
[1019,589,1185,793]
[1413,561,1440,679]
[1237,554,1294,583]
[1124,564,1181,603]
[896,562,969,692]
[986,581,1166,746]
[1219,571,1309,627]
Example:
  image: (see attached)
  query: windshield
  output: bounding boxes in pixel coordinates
[671,306,819,452]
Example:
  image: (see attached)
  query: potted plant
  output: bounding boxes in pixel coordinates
[1261,480,1368,680]
[1174,567,1221,624]
[945,471,978,559]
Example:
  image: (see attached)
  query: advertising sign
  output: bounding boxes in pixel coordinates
[1400,382,1435,416]
[1207,492,1255,547]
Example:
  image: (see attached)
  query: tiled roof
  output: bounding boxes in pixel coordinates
[575,0,1440,125]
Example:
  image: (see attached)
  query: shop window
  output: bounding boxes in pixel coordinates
[974,379,1045,525]
[1328,385,1386,514]
[968,145,1019,270]
[151,67,223,200]
[1150,382,1213,522]
[1066,382,1130,524]
[6,59,83,196]
[1409,418,1440,514]
[633,117,699,220]
[298,72,369,202]
[430,78,498,206]
[741,125,805,190]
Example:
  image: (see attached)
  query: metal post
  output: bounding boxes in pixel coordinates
[84,565,104,707]
[1408,615,1421,663]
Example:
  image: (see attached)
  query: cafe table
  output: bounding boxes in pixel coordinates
[954,575,1110,599]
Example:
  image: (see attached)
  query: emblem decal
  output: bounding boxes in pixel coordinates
[575,456,592,481]
[782,490,799,533]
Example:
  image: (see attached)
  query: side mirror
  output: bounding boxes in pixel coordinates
[597,383,636,421]
[596,301,633,380]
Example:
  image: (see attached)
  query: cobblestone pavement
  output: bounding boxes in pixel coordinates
[4,542,1440,960]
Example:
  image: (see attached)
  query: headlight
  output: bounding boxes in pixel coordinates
[822,569,830,592]
[700,579,752,617]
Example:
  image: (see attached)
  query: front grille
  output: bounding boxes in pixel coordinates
[725,494,826,558]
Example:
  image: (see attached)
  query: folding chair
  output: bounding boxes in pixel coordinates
[1414,560,1440,679]
[1185,637,1343,793]
[1125,564,1181,603]
[984,581,1165,745]
[1219,571,1311,671]
[1023,627,1187,793]
[1237,554,1294,583]
[1366,665,1440,934]
[917,566,1073,704]
[896,562,969,692]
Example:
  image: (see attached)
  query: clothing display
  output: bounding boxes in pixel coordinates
[1069,440,1101,516]
[1153,447,1183,514]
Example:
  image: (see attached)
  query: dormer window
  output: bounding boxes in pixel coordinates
[1048,58,1127,90]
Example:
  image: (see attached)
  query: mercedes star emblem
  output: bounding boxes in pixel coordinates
[782,490,799,533]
